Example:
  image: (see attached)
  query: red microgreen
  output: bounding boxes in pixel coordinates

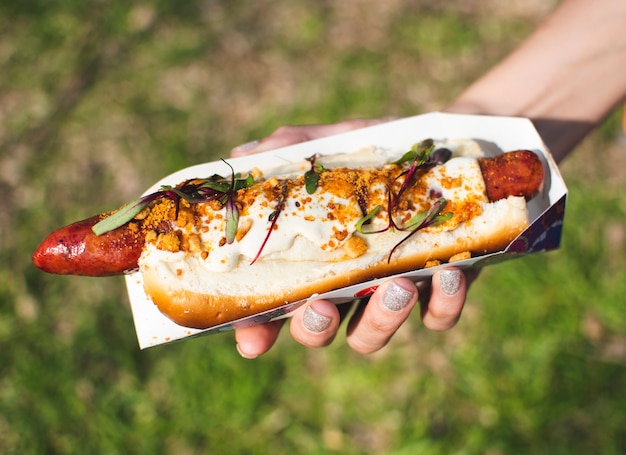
[391,139,435,208]
[250,183,289,265]
[387,197,452,263]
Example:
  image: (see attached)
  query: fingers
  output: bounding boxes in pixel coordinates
[420,268,467,331]
[346,278,419,354]
[236,267,470,357]
[343,269,468,354]
[235,319,285,359]
[230,119,394,157]
[237,299,346,355]
[289,300,342,348]
[236,268,471,357]
[288,278,421,354]
[287,278,420,353]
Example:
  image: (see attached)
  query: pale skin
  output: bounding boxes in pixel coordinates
[231,0,626,358]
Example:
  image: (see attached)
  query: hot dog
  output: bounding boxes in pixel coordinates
[33,140,544,328]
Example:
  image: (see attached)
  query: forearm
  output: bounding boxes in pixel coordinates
[447,0,626,162]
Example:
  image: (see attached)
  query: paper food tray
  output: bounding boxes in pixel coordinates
[125,112,567,349]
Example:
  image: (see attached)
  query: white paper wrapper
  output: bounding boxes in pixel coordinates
[125,112,567,349]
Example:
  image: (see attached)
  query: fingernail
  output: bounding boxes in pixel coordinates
[236,344,258,359]
[232,140,261,155]
[382,281,414,311]
[439,269,461,296]
[302,305,331,333]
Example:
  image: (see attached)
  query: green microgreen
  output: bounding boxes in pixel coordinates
[91,197,151,236]
[91,159,254,243]
[304,155,326,194]
[392,138,435,166]
[404,200,453,231]
[355,205,382,234]
[353,139,454,262]
[224,199,239,244]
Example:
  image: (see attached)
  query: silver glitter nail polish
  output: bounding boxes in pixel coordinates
[439,269,461,296]
[382,282,413,311]
[303,306,331,333]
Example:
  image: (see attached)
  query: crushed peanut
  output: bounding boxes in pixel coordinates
[157,231,181,252]
[184,233,202,253]
[342,235,368,259]
[235,218,253,242]
[449,251,471,262]
[425,260,441,268]
[250,167,264,181]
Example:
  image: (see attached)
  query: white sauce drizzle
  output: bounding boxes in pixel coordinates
[139,141,489,274]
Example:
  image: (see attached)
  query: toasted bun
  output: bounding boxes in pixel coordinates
[141,195,528,329]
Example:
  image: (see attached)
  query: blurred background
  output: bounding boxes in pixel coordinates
[2,1,626,453]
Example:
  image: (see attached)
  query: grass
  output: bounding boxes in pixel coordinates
[2,1,626,454]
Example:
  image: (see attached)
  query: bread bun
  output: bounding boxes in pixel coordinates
[137,142,532,329]
[142,195,527,328]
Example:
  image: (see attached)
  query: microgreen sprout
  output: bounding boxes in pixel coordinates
[386,198,452,263]
[250,183,289,265]
[355,205,382,234]
[91,159,254,242]
[353,139,454,262]
[304,154,326,194]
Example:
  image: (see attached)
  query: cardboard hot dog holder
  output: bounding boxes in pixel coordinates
[125,113,567,349]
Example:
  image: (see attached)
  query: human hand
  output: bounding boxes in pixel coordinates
[235,269,476,358]
[230,120,475,358]
[231,119,393,157]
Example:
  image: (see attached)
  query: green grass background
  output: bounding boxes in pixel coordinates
[2,1,626,454]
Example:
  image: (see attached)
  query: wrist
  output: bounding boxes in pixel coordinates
[444,0,626,162]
